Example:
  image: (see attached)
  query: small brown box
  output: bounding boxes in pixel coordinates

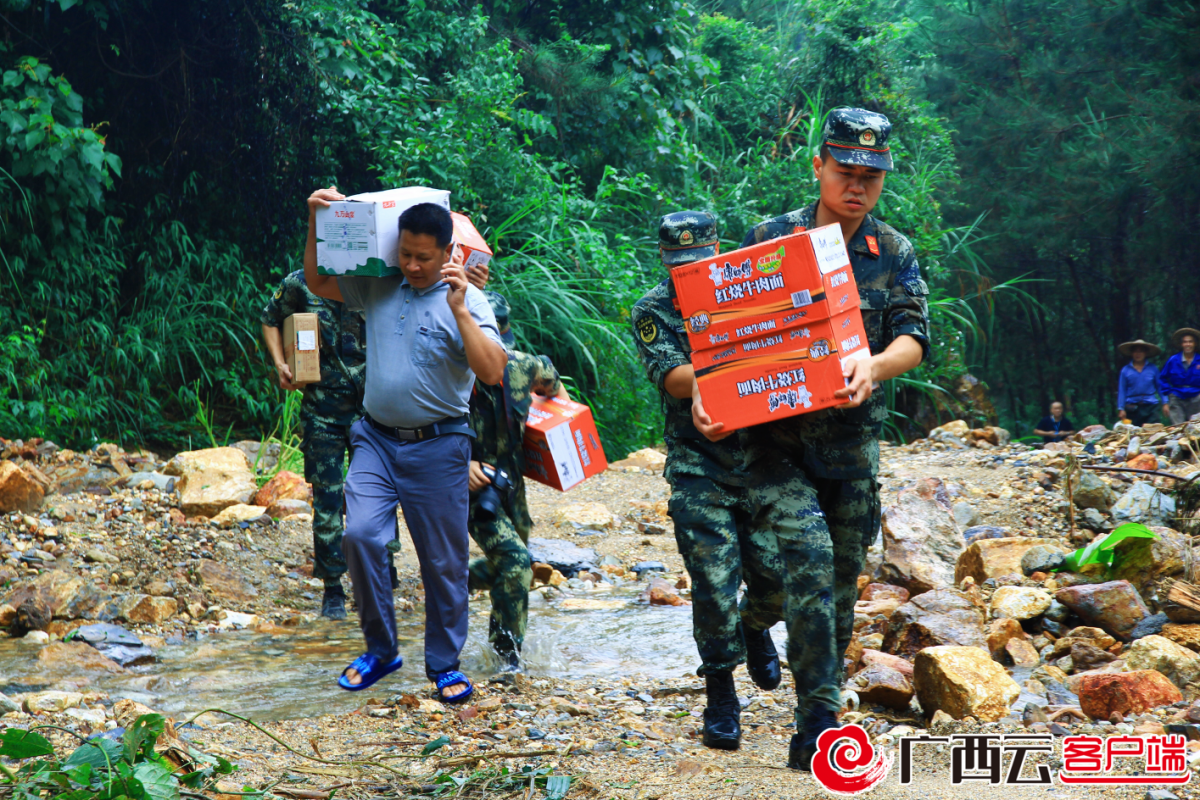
[283,313,321,385]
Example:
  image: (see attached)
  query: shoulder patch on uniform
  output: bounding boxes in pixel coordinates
[865,235,880,257]
[793,226,806,234]
[636,315,659,344]
[273,287,284,300]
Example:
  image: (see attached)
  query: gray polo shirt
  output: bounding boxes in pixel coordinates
[337,275,503,428]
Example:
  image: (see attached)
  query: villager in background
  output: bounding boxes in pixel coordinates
[1115,339,1162,427]
[467,291,568,672]
[630,210,784,753]
[1161,328,1200,424]
[260,271,365,620]
[1034,401,1076,446]
[703,108,929,770]
[303,186,507,701]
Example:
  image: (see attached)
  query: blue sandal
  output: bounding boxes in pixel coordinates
[433,670,474,704]
[338,653,404,691]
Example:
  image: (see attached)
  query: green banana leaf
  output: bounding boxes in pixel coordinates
[1056,522,1159,572]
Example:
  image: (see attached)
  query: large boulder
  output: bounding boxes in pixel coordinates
[0,461,44,513]
[163,447,256,517]
[879,478,964,594]
[1055,580,1150,641]
[1112,482,1177,526]
[1109,527,1192,595]
[1066,470,1115,511]
[956,538,1064,584]
[913,646,1020,721]
[253,470,311,508]
[990,586,1053,621]
[1123,635,1200,688]
[36,641,125,674]
[883,588,987,658]
[1078,671,1182,720]
[2,570,85,618]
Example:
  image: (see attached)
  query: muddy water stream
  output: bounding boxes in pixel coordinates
[0,590,787,722]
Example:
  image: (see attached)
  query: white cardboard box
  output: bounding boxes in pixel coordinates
[315,187,451,277]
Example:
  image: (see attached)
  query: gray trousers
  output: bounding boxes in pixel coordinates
[344,418,471,679]
[1167,395,1200,425]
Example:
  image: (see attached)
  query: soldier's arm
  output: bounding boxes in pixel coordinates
[304,186,345,302]
[884,246,931,364]
[526,354,570,400]
[836,336,924,408]
[261,324,303,391]
[663,364,694,400]
[631,298,688,392]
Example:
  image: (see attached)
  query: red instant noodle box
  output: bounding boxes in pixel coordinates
[522,396,609,491]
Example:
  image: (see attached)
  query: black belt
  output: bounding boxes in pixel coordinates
[365,412,472,441]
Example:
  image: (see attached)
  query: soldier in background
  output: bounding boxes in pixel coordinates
[631,211,785,752]
[467,291,568,671]
[261,269,365,619]
[696,108,931,770]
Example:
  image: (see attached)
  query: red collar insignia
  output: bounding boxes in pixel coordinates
[793,226,807,234]
[865,235,880,257]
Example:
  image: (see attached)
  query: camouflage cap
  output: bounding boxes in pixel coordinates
[659,210,719,266]
[822,107,893,172]
[483,290,515,345]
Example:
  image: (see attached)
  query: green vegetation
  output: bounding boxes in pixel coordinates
[2,0,1179,453]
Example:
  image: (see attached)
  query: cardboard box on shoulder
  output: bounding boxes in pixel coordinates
[523,396,608,491]
[316,187,450,277]
[283,313,321,385]
[450,212,493,272]
[670,224,858,352]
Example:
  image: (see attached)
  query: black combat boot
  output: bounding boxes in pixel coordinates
[788,705,841,771]
[321,582,347,620]
[744,627,781,691]
[702,670,741,751]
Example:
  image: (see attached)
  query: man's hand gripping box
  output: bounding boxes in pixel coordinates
[522,397,609,491]
[316,187,450,277]
[670,224,859,352]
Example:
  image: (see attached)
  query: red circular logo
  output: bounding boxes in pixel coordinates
[812,724,892,795]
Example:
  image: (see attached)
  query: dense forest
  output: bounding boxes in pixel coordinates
[1,0,1197,455]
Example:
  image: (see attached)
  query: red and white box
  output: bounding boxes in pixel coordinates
[523,396,608,491]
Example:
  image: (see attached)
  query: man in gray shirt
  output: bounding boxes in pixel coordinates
[304,186,507,702]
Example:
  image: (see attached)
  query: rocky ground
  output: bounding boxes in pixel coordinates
[2,419,1200,800]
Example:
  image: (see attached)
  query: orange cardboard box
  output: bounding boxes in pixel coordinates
[670,224,857,351]
[283,313,321,385]
[450,212,493,272]
[523,396,608,491]
[692,309,871,431]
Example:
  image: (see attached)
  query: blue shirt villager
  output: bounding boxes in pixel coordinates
[1117,362,1161,408]
[1159,353,1200,400]
[336,275,504,428]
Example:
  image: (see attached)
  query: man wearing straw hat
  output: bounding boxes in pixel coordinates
[1160,328,1200,424]
[1117,339,1163,427]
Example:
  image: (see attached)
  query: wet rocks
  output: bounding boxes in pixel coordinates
[913,645,1020,722]
[986,617,1026,657]
[1078,671,1182,720]
[847,663,914,710]
[884,588,987,658]
[990,586,1052,620]
[0,602,14,627]
[24,690,84,713]
[121,595,178,625]
[196,559,259,602]
[70,623,156,666]
[879,478,964,594]
[1123,635,1200,688]
[639,577,689,607]
[957,538,1062,584]
[36,641,125,673]
[254,470,311,508]
[163,446,257,517]
[1112,482,1176,525]
[526,538,599,578]
[1056,580,1150,640]
[3,570,85,619]
[0,691,18,714]
[0,460,44,513]
[1066,471,1114,511]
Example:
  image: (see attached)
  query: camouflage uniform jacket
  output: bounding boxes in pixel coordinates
[470,350,563,535]
[740,201,931,479]
[260,270,366,405]
[631,279,748,486]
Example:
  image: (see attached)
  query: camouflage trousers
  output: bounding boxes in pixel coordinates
[467,496,532,658]
[746,463,878,722]
[300,398,358,584]
[668,472,786,676]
